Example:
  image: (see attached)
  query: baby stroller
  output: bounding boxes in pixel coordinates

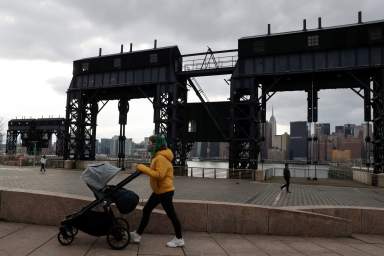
[57,163,140,250]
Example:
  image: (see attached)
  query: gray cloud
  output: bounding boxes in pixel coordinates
[1,0,383,61]
[0,0,382,137]
[47,76,71,94]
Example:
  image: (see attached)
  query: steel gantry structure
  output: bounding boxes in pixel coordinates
[63,14,384,183]
[6,118,65,156]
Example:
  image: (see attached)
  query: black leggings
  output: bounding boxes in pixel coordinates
[137,191,182,238]
[281,178,290,192]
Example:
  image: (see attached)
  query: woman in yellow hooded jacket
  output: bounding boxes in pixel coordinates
[130,135,184,248]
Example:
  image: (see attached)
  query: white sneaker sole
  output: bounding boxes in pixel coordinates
[166,243,185,248]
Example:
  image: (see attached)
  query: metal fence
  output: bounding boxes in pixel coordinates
[187,167,256,180]
[265,167,328,179]
[265,166,353,180]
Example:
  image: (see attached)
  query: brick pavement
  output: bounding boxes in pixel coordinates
[2,221,384,256]
[1,165,384,208]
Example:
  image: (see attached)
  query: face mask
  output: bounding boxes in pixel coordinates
[147,143,154,153]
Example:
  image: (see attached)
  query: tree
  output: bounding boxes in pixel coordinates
[0,117,5,145]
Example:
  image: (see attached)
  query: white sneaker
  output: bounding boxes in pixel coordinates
[129,231,141,243]
[166,237,185,247]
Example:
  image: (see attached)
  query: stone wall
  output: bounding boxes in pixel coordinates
[0,188,358,237]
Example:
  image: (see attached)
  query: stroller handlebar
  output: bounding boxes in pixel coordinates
[114,170,141,189]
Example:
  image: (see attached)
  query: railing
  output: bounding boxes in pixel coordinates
[186,167,257,180]
[265,166,353,180]
[182,55,238,72]
[188,167,229,179]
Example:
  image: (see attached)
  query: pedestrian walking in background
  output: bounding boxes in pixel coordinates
[280,163,291,193]
[130,134,184,248]
[40,155,47,173]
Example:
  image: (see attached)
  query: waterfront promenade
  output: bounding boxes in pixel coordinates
[0,165,384,208]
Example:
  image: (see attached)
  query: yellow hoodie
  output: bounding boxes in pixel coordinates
[136,148,175,194]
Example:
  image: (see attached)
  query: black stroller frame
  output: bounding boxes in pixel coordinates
[58,169,140,250]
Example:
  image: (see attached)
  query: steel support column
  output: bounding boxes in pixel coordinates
[55,130,65,157]
[64,91,98,160]
[118,99,129,169]
[372,70,384,185]
[154,83,188,173]
[154,84,170,137]
[64,91,80,159]
[229,79,261,179]
[5,130,18,154]
[82,99,98,160]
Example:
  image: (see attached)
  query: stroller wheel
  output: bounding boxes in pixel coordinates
[107,225,130,250]
[57,231,74,246]
[116,217,130,231]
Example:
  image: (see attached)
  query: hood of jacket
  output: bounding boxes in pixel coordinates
[156,148,174,162]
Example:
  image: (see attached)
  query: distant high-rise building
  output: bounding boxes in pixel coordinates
[190,142,228,160]
[344,124,356,137]
[316,123,330,136]
[261,121,271,159]
[200,142,208,158]
[289,121,308,161]
[100,138,112,155]
[95,139,100,154]
[269,107,276,137]
[353,125,364,139]
[318,136,333,162]
[271,133,290,160]
[340,137,362,160]
[219,142,229,159]
[272,133,289,151]
[190,142,202,158]
[335,126,345,135]
[209,142,220,158]
[125,138,133,156]
[112,137,134,157]
[111,136,119,157]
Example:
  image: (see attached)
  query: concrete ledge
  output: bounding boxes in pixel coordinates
[64,160,75,169]
[353,170,372,185]
[293,206,384,235]
[268,207,351,236]
[376,173,384,188]
[0,188,361,237]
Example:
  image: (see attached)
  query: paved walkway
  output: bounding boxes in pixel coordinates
[1,165,384,208]
[1,221,384,256]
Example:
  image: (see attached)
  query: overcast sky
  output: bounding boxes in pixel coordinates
[0,0,383,143]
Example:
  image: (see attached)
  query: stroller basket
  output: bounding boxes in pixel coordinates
[72,210,114,236]
[108,186,139,214]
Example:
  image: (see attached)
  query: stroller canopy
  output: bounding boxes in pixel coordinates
[81,163,121,190]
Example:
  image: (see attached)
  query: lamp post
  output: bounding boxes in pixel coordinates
[32,141,37,167]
